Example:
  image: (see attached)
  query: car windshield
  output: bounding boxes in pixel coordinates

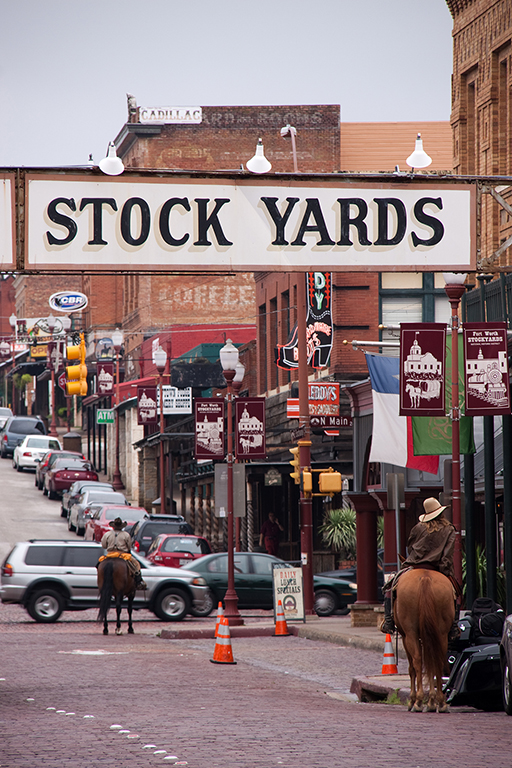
[87,492,125,504]
[50,452,81,465]
[161,537,210,555]
[0,408,12,418]
[103,506,145,520]
[26,437,60,449]
[9,419,44,434]
[54,460,93,471]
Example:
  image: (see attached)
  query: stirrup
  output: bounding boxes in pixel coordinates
[379,616,396,635]
[448,622,460,641]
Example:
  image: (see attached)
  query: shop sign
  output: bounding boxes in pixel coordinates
[235,397,266,460]
[463,322,511,416]
[287,382,340,420]
[96,409,114,424]
[272,564,305,623]
[399,323,446,417]
[277,273,333,369]
[97,362,114,395]
[25,175,475,273]
[264,468,282,486]
[49,290,88,312]
[139,106,202,124]
[156,385,192,414]
[137,385,157,424]
[0,174,15,269]
[195,398,224,460]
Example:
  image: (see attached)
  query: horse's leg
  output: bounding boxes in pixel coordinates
[127,594,134,634]
[426,667,437,712]
[403,634,424,712]
[115,592,123,635]
[103,614,109,635]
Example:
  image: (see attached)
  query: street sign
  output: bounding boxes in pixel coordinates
[96,409,115,424]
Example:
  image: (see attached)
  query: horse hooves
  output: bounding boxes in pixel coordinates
[437,704,449,713]
[115,628,122,635]
[412,703,424,713]
[103,629,108,635]
[128,627,134,634]
[426,704,437,713]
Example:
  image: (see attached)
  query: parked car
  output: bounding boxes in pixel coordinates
[68,491,129,535]
[61,479,115,519]
[317,548,385,599]
[0,539,209,623]
[501,613,512,714]
[44,458,98,499]
[0,407,12,429]
[84,504,149,541]
[13,435,62,471]
[35,449,85,491]
[181,552,358,617]
[146,533,212,568]
[128,514,194,555]
[0,415,46,458]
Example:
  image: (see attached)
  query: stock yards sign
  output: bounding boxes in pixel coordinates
[5,172,476,272]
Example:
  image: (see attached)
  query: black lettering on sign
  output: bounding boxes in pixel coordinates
[260,197,300,245]
[79,198,118,245]
[337,198,372,246]
[291,198,335,246]
[159,197,190,246]
[120,197,151,246]
[193,198,232,246]
[374,198,407,246]
[411,197,444,246]
[46,198,77,245]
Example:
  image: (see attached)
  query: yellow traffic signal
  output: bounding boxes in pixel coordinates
[66,333,88,396]
[301,470,313,494]
[318,469,342,496]
[289,446,300,484]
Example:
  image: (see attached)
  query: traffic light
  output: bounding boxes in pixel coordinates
[289,446,300,484]
[318,469,342,496]
[301,470,313,494]
[65,333,88,396]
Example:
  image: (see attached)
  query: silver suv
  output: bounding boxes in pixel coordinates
[0,540,209,623]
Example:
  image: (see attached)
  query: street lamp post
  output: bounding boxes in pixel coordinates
[9,313,16,415]
[47,314,58,438]
[154,346,168,515]
[280,124,298,173]
[232,360,245,552]
[112,328,124,491]
[220,339,244,626]
[443,272,467,587]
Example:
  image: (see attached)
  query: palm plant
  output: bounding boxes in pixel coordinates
[320,506,384,561]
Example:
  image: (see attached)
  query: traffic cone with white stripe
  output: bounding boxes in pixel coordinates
[381,633,398,674]
[210,617,236,665]
[214,602,224,638]
[274,600,290,636]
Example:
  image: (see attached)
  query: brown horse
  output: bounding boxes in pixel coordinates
[97,557,136,635]
[394,568,454,713]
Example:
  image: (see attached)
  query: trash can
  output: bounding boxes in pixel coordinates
[62,432,83,454]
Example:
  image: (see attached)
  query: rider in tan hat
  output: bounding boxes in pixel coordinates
[380,497,459,640]
[100,517,146,589]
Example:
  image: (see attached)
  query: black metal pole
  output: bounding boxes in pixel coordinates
[484,415,497,600]
[464,453,476,609]
[503,414,512,614]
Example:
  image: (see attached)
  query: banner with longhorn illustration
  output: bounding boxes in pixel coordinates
[399,324,446,417]
[275,272,333,369]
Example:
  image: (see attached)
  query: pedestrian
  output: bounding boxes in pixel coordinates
[100,517,146,588]
[259,512,284,556]
[380,497,459,640]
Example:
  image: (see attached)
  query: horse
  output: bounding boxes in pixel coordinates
[394,568,454,713]
[97,556,136,635]
[405,382,422,408]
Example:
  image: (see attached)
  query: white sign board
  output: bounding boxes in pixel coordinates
[139,106,202,124]
[156,385,192,414]
[25,175,476,273]
[272,563,305,623]
[0,174,15,269]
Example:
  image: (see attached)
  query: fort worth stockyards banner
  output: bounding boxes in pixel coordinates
[399,324,446,417]
[23,174,475,272]
[195,398,225,460]
[463,322,511,417]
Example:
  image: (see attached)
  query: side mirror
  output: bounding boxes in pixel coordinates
[34,458,41,463]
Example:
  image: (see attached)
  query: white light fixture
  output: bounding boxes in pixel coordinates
[9,313,16,328]
[47,314,56,333]
[99,142,124,176]
[234,361,245,384]
[406,133,432,170]
[443,272,467,285]
[219,339,239,371]
[112,327,124,352]
[246,139,272,174]
[0,341,10,357]
[154,346,167,373]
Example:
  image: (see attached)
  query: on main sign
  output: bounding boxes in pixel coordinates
[26,175,476,272]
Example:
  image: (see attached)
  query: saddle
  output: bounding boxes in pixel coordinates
[98,552,132,563]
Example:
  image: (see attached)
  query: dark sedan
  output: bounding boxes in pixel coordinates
[35,449,85,491]
[44,458,98,499]
[181,552,357,617]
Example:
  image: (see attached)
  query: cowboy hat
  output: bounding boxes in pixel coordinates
[419,497,448,523]
[109,517,127,529]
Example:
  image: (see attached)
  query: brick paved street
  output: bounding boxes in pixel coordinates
[2,607,512,768]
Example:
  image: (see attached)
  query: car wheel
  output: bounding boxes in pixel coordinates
[27,589,64,623]
[16,461,23,472]
[189,588,215,618]
[67,515,76,532]
[153,587,190,622]
[60,506,67,518]
[504,663,512,715]
[34,475,39,487]
[42,483,48,496]
[0,448,6,459]
[314,589,338,617]
[48,486,57,500]
[12,457,16,469]
[76,525,85,537]
[38,478,44,490]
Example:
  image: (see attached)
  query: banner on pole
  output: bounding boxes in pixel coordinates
[97,362,114,395]
[235,397,266,460]
[137,385,158,425]
[400,323,446,417]
[195,398,224,460]
[463,322,511,416]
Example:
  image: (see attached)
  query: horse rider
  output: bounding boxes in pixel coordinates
[100,517,146,589]
[380,497,460,641]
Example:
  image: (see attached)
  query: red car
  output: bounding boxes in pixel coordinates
[146,533,212,568]
[84,504,148,542]
[35,449,85,491]
[44,458,97,499]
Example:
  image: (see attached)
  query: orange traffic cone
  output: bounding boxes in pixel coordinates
[381,633,398,674]
[274,600,290,636]
[210,617,237,665]
[214,602,224,638]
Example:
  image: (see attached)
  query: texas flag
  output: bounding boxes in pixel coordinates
[365,353,439,473]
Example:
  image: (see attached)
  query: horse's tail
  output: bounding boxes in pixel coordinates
[97,559,114,622]
[418,574,444,679]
